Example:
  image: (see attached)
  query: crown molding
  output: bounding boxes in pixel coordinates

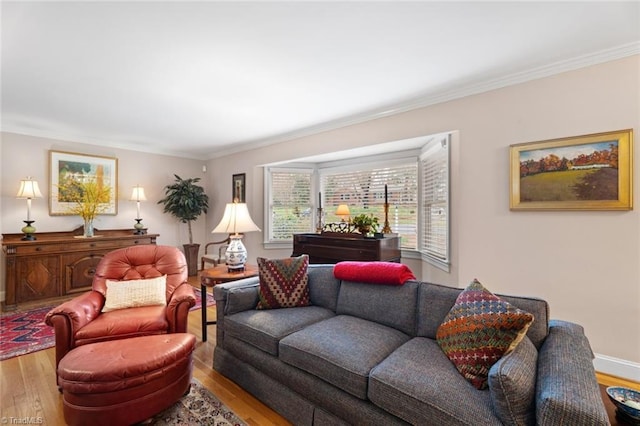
[3,42,638,160]
[209,41,640,159]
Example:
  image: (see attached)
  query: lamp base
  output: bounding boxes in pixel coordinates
[225,235,248,272]
[133,218,146,235]
[21,220,36,241]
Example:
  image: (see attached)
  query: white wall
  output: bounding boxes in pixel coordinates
[208,55,640,378]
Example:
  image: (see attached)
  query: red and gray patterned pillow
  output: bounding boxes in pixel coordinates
[436,279,534,389]
[256,255,310,310]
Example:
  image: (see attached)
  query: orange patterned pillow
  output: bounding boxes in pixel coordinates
[256,255,310,309]
[436,279,534,389]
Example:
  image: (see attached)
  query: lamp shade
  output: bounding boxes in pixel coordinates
[212,202,261,235]
[16,178,43,199]
[335,204,350,216]
[129,185,147,201]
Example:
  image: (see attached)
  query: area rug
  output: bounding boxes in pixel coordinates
[150,377,246,425]
[0,288,214,361]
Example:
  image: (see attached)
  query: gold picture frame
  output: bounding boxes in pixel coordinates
[49,150,118,215]
[510,129,633,211]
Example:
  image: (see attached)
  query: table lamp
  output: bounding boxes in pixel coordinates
[335,204,350,222]
[211,201,261,271]
[16,177,43,241]
[129,185,147,234]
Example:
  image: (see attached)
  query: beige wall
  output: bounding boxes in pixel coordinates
[0,132,208,264]
[208,55,640,377]
[1,55,638,379]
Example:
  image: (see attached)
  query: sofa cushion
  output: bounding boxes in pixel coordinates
[279,315,410,400]
[307,265,341,311]
[225,306,335,356]
[333,261,416,285]
[436,279,534,389]
[488,336,537,426]
[369,337,502,425]
[256,255,310,309]
[336,280,419,336]
[102,275,167,312]
[418,281,549,349]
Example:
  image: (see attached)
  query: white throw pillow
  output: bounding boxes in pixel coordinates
[102,275,167,312]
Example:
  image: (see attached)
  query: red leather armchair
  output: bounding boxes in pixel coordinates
[45,245,196,371]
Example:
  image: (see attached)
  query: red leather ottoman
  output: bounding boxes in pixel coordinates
[57,333,196,426]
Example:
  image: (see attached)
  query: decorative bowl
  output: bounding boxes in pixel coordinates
[607,386,640,421]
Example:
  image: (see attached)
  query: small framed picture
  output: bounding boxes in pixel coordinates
[510,129,633,211]
[232,173,246,203]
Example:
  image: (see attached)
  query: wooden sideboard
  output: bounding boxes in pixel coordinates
[1,227,159,309]
[292,233,401,264]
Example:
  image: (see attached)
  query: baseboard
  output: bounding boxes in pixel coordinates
[594,353,640,383]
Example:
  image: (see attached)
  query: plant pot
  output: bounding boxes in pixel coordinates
[357,225,371,235]
[183,243,200,277]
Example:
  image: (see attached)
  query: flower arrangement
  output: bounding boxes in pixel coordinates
[58,179,112,236]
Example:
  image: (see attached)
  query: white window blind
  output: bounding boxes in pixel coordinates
[420,135,450,263]
[321,162,418,249]
[268,169,313,241]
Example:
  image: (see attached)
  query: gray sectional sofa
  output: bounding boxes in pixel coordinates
[212,264,609,425]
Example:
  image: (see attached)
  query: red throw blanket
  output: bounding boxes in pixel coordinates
[333,261,416,286]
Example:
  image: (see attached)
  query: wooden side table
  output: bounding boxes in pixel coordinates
[199,264,259,342]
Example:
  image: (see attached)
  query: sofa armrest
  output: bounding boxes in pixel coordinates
[166,282,196,333]
[213,276,259,345]
[44,290,104,370]
[213,276,260,315]
[535,320,609,426]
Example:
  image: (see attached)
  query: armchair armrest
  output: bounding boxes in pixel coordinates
[166,282,196,333]
[44,290,104,370]
[535,320,609,425]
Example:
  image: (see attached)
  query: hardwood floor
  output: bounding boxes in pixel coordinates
[1,275,638,425]
[0,277,291,426]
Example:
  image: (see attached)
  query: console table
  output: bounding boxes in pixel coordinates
[292,233,401,264]
[1,227,159,310]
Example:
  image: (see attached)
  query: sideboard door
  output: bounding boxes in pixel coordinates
[64,253,105,294]
[16,255,60,302]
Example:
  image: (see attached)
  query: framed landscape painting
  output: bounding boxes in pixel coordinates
[49,151,118,215]
[510,129,633,211]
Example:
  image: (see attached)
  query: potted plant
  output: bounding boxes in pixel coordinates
[350,213,379,236]
[158,174,209,276]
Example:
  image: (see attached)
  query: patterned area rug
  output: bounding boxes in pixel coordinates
[150,378,246,425]
[0,288,214,361]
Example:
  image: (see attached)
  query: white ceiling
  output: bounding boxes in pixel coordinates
[2,1,639,160]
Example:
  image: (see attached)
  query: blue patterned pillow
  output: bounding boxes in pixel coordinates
[256,255,310,309]
[436,279,534,389]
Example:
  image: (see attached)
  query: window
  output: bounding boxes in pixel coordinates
[420,134,450,267]
[264,133,452,270]
[320,160,418,249]
[266,168,313,242]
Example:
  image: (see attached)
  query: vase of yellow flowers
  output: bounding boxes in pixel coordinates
[59,179,112,237]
